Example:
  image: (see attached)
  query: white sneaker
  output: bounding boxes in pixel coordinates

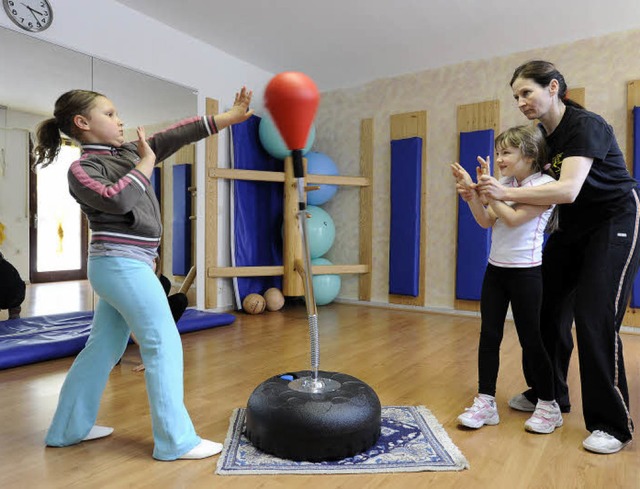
[178,439,223,459]
[508,393,535,412]
[524,400,563,434]
[457,396,499,429]
[583,431,630,454]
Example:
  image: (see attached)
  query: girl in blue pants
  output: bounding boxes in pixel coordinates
[36,87,253,460]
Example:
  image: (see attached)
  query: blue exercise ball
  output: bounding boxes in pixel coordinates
[306,152,339,206]
[306,205,335,259]
[259,114,315,160]
[311,258,341,305]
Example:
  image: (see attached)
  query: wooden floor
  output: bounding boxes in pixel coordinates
[1,282,638,489]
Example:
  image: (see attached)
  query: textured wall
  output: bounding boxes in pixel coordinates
[314,29,640,309]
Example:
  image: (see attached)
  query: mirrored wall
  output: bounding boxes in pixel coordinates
[0,26,198,309]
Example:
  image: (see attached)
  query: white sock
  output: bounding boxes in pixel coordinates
[178,439,223,460]
[82,425,114,441]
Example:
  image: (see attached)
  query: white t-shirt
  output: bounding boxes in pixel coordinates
[488,172,555,268]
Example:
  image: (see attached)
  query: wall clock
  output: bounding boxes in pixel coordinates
[3,0,53,32]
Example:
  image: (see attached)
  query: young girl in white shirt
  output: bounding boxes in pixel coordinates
[452,124,562,434]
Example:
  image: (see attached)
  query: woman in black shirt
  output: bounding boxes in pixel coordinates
[477,60,639,454]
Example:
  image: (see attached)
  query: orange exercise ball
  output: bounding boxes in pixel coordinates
[243,293,266,314]
[264,288,285,312]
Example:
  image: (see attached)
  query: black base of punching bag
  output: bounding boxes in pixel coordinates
[245,370,381,462]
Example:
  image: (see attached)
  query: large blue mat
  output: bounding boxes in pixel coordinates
[0,308,235,369]
[389,137,423,297]
[230,115,283,307]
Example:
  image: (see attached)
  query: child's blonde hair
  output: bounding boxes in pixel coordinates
[494,125,547,173]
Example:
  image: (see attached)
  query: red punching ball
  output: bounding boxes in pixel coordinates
[264,72,319,151]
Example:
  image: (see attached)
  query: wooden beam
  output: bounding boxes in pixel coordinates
[210,167,285,182]
[209,266,284,278]
[359,118,374,301]
[209,167,370,187]
[205,98,219,309]
[307,174,370,187]
[208,264,369,278]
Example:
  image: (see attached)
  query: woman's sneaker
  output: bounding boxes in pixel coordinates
[583,431,630,454]
[508,393,536,412]
[458,396,499,429]
[524,400,563,434]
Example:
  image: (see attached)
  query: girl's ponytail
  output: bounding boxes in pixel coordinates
[33,117,62,170]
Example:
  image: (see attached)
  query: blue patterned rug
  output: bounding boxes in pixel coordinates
[216,405,469,475]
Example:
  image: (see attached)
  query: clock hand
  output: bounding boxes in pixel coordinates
[23,4,44,22]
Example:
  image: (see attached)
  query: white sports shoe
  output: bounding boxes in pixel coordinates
[524,400,563,434]
[457,396,499,429]
[508,393,536,412]
[583,431,630,454]
[178,439,223,459]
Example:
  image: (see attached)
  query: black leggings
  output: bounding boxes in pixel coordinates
[478,264,554,400]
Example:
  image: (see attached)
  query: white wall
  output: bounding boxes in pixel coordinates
[0,0,275,309]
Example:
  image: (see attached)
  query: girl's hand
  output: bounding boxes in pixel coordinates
[227,86,254,125]
[456,182,477,202]
[451,162,473,188]
[137,126,156,164]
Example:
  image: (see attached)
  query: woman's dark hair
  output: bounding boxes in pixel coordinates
[510,60,584,110]
[495,125,547,173]
[33,89,104,170]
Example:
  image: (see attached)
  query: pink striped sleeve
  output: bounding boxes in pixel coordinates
[69,160,134,198]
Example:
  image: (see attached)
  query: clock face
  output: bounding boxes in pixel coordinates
[3,0,53,32]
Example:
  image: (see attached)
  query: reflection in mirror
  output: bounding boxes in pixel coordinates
[92,58,197,127]
[0,27,93,116]
[0,26,93,295]
[0,25,199,316]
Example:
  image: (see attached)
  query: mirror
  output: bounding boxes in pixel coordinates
[0,26,198,313]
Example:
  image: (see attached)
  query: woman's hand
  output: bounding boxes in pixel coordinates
[476,155,490,179]
[477,174,507,201]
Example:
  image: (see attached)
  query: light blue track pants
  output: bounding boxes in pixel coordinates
[45,256,200,460]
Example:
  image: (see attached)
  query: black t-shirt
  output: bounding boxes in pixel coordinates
[542,106,637,235]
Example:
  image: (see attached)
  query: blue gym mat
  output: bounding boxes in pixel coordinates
[389,137,423,297]
[0,308,235,370]
[631,106,640,308]
[456,130,494,301]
